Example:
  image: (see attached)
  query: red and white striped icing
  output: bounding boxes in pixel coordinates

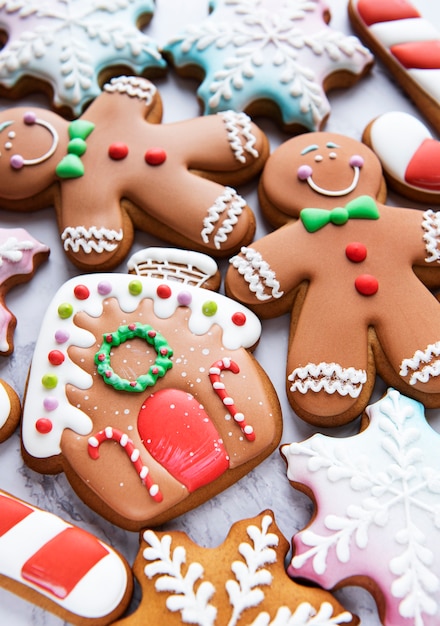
[0,491,129,618]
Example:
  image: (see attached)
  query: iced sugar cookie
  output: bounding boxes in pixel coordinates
[0,76,268,271]
[114,511,355,626]
[164,0,373,133]
[21,248,282,530]
[0,0,166,117]
[0,379,21,443]
[226,131,440,426]
[282,388,440,626]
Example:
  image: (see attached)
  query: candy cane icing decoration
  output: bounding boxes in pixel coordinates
[88,427,163,502]
[209,358,255,441]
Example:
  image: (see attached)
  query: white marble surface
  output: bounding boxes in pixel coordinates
[0,0,439,624]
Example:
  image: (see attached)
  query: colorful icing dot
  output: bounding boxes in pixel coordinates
[48,350,65,366]
[144,147,167,166]
[346,242,367,263]
[10,154,24,169]
[35,418,53,434]
[54,329,70,344]
[23,111,37,125]
[202,301,218,317]
[97,280,112,296]
[108,142,129,160]
[74,284,90,300]
[43,397,59,412]
[232,311,246,326]
[157,284,172,299]
[177,291,192,306]
[42,374,58,389]
[128,280,142,296]
[355,274,379,296]
[58,303,73,319]
[297,164,313,180]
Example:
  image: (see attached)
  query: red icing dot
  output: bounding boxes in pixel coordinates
[145,147,167,166]
[232,311,246,326]
[48,350,65,366]
[35,418,53,434]
[157,284,172,299]
[355,274,379,296]
[108,142,129,160]
[346,242,367,263]
[74,284,90,300]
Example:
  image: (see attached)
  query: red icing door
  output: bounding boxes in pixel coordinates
[138,388,230,492]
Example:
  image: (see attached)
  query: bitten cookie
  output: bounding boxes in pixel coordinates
[349,0,440,134]
[0,379,21,443]
[226,131,440,426]
[0,228,49,355]
[0,75,268,270]
[0,489,133,625]
[21,248,282,530]
[164,0,373,133]
[363,110,440,204]
[0,0,166,117]
[281,388,440,626]
[113,511,356,626]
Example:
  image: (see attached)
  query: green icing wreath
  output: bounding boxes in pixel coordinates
[94,323,173,392]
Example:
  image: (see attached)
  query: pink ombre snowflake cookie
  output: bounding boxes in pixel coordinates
[282,388,440,626]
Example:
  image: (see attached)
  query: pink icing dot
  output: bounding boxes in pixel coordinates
[23,111,37,125]
[97,281,112,296]
[55,330,69,344]
[43,398,59,412]
[297,164,313,180]
[10,154,24,169]
[177,291,192,306]
[349,155,364,168]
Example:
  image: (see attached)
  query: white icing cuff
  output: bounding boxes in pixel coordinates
[288,362,366,398]
[61,226,123,254]
[422,210,440,263]
[201,187,246,249]
[400,341,440,385]
[219,110,259,163]
[230,246,284,301]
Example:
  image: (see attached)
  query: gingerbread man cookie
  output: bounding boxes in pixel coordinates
[21,248,282,530]
[225,131,440,426]
[114,511,355,626]
[0,489,133,625]
[0,0,166,117]
[282,388,440,626]
[164,0,373,133]
[0,75,269,271]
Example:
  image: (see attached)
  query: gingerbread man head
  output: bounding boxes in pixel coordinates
[226,131,440,426]
[0,76,269,270]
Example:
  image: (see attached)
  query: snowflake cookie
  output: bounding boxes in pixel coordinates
[225,130,440,426]
[0,0,166,117]
[21,248,282,530]
[0,75,268,271]
[164,0,373,133]
[282,388,440,626]
[113,511,355,626]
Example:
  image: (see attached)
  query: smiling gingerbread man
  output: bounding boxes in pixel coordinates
[226,132,440,426]
[0,76,268,270]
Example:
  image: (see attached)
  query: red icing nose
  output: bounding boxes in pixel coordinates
[137,388,229,492]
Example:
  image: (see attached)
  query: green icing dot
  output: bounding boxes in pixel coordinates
[58,302,73,319]
[202,300,218,317]
[128,280,142,296]
[42,374,58,389]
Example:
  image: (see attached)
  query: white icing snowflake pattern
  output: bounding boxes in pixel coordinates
[0,0,165,114]
[282,389,440,626]
[164,0,372,131]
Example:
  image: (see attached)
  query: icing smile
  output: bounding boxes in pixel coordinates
[297,142,364,197]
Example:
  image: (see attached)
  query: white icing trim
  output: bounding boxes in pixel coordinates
[305,166,361,197]
[201,187,246,249]
[230,246,284,301]
[369,18,439,48]
[103,75,157,105]
[288,362,366,398]
[61,226,123,254]
[400,341,440,385]
[422,209,440,263]
[219,110,259,163]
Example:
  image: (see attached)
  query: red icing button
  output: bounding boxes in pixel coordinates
[48,350,65,366]
[232,312,246,326]
[355,274,379,296]
[35,418,53,434]
[157,284,172,299]
[108,142,129,160]
[74,284,90,300]
[346,242,367,263]
[145,147,167,166]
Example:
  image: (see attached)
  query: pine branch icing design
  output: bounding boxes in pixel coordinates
[141,513,353,625]
[164,0,372,130]
[282,388,440,626]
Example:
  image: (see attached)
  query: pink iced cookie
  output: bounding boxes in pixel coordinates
[364,110,440,203]
[282,388,440,626]
[0,228,49,355]
[0,489,133,625]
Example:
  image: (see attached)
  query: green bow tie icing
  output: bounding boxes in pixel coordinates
[56,119,95,179]
[300,195,380,233]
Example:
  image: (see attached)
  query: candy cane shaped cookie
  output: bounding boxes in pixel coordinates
[209,358,255,441]
[88,427,163,502]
